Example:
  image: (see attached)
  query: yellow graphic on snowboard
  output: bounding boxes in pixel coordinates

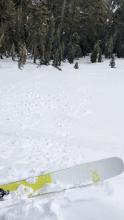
[0,174,52,195]
[91,170,101,184]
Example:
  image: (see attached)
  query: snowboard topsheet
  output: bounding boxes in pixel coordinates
[0,157,124,198]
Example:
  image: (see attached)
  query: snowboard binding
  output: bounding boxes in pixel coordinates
[0,188,9,199]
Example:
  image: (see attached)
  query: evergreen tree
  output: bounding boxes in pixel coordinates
[79,0,108,55]
[72,32,81,58]
[11,43,16,61]
[52,28,63,67]
[98,48,102,62]
[0,32,4,59]
[67,32,81,63]
[0,0,16,58]
[27,1,49,64]
[105,37,114,58]
[91,41,100,63]
[116,42,124,58]
[110,54,116,68]
[74,61,79,69]
[45,14,55,64]
[18,43,27,69]
[68,42,75,64]
[113,0,124,58]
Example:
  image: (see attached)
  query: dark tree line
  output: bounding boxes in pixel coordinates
[0,0,124,67]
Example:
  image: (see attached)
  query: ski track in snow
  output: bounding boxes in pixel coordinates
[0,58,124,219]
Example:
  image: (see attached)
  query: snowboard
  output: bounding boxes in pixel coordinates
[0,157,124,199]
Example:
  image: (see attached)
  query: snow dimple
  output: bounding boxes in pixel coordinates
[0,83,90,133]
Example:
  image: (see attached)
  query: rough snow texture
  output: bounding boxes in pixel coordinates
[0,57,124,219]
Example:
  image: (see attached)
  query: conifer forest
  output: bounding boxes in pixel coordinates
[0,0,124,67]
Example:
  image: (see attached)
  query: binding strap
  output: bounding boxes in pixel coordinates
[0,188,9,199]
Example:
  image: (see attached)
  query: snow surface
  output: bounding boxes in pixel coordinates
[0,57,124,219]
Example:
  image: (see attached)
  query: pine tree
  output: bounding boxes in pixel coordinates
[112,0,124,58]
[105,37,113,58]
[98,49,102,62]
[71,32,81,59]
[28,1,49,65]
[110,54,116,68]
[11,43,16,61]
[79,0,108,56]
[18,44,27,69]
[0,0,16,58]
[45,14,55,65]
[116,42,124,58]
[67,32,81,63]
[74,61,79,69]
[0,32,4,59]
[68,43,75,64]
[91,41,100,63]
[52,28,62,67]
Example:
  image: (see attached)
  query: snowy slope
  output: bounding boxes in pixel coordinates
[0,57,124,219]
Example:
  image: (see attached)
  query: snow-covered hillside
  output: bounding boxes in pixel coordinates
[0,57,124,219]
